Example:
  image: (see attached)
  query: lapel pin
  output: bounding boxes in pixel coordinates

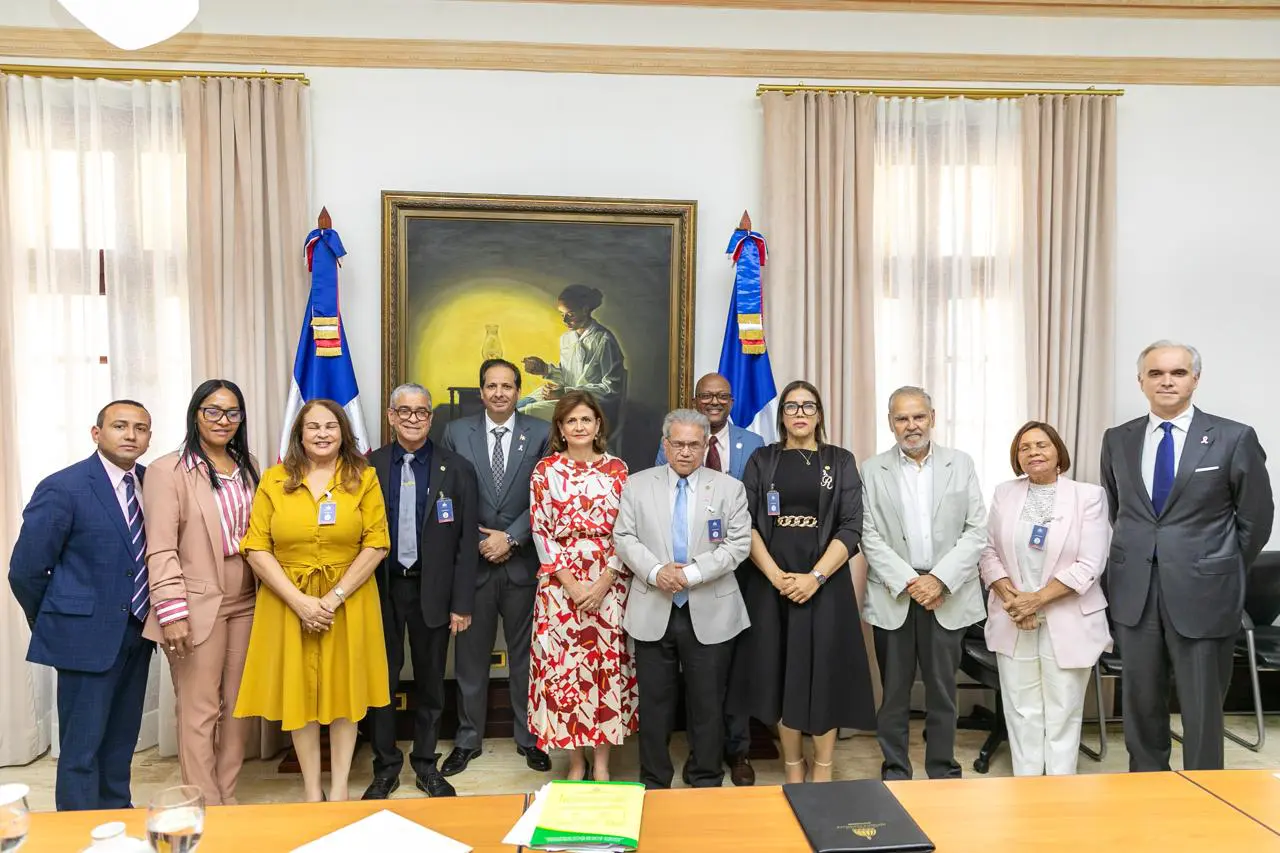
[1201,436,1210,445]
[736,442,743,450]
[440,465,447,471]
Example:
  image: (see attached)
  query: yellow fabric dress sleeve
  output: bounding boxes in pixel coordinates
[240,468,280,555]
[358,466,390,551]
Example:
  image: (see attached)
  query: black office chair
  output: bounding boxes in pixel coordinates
[1226,550,1280,750]
[958,621,1006,774]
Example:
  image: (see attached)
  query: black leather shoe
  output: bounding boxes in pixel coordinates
[440,747,482,777]
[416,768,457,797]
[727,755,756,787]
[517,744,552,772]
[681,763,694,786]
[361,775,400,800]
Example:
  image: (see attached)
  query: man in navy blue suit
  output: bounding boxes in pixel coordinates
[10,400,155,811]
[655,373,765,786]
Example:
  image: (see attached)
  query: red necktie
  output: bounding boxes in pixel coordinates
[706,435,722,472]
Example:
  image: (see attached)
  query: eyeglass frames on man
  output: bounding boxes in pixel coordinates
[695,391,733,403]
[394,407,432,422]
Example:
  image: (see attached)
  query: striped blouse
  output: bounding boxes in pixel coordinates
[155,453,255,627]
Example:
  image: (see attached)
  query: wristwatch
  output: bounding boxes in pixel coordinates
[505,533,518,549]
[810,570,828,586]
[332,586,347,604]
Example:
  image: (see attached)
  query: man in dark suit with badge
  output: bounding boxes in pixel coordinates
[10,400,155,811]
[1101,341,1273,772]
[439,359,553,776]
[363,383,479,799]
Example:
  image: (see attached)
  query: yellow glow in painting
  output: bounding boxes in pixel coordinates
[412,277,567,406]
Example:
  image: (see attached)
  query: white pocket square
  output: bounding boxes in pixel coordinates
[1194,466,1220,473]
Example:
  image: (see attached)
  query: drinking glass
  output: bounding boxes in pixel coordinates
[0,783,30,852]
[146,786,204,853]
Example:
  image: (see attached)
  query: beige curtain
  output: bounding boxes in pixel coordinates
[0,73,48,767]
[1022,94,1117,485]
[178,76,311,759]
[761,91,881,710]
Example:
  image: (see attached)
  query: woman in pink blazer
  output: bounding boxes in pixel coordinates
[979,421,1112,776]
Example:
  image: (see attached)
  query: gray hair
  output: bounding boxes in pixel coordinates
[1137,340,1202,377]
[389,383,433,409]
[888,385,933,412]
[662,408,711,440]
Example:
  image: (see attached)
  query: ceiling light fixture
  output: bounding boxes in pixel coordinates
[57,0,199,51]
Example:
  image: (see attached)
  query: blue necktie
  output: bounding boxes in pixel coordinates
[1152,422,1175,515]
[672,477,689,608]
[398,453,418,569]
[124,472,149,621]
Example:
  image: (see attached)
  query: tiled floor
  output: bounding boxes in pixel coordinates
[4,714,1279,812]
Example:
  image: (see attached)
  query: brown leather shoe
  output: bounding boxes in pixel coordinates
[728,755,755,787]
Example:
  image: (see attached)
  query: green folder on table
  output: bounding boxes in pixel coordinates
[518,780,646,852]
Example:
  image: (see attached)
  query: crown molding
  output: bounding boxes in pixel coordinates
[1,27,1278,86]
[489,0,1280,17]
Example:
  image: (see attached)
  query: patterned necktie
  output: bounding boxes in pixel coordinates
[705,434,722,472]
[672,477,689,608]
[124,472,149,621]
[1152,421,1176,515]
[491,426,509,492]
[398,453,418,569]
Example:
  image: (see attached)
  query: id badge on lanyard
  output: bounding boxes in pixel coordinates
[318,491,337,526]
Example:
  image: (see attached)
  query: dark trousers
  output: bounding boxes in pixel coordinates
[722,633,752,761]
[1115,566,1235,772]
[368,574,451,779]
[634,605,732,789]
[873,600,965,780]
[55,618,153,811]
[454,568,537,751]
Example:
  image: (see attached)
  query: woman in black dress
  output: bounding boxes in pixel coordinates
[737,380,875,783]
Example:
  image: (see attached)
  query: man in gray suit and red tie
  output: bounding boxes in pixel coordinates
[1101,340,1273,771]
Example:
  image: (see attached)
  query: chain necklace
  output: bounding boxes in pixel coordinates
[789,448,815,466]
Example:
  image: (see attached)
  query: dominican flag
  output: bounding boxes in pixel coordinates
[717,214,778,443]
[278,212,371,459]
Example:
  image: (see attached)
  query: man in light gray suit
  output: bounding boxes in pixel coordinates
[861,386,987,780]
[439,359,553,775]
[1101,341,1273,772]
[615,409,752,789]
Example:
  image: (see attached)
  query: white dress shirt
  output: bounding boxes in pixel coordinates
[98,451,141,522]
[1141,406,1195,499]
[484,412,516,467]
[646,466,705,587]
[706,425,731,474]
[897,447,934,570]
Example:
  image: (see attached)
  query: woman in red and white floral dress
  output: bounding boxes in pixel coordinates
[528,390,637,781]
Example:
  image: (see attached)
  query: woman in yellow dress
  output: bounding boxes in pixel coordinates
[234,399,390,802]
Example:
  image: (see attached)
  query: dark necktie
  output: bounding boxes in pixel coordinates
[124,472,149,620]
[705,435,722,472]
[1152,422,1175,515]
[491,427,509,492]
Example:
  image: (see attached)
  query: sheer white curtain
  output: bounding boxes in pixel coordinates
[872,97,1027,497]
[2,75,191,763]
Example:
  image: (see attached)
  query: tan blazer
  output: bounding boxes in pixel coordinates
[141,450,239,646]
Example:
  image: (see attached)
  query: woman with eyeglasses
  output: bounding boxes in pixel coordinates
[733,380,876,783]
[234,399,390,802]
[141,380,260,805]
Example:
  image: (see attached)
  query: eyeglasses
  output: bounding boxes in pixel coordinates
[393,407,432,421]
[666,440,706,453]
[782,401,820,417]
[695,392,733,403]
[200,407,244,424]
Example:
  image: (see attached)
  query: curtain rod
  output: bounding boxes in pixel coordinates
[0,63,309,85]
[755,84,1124,98]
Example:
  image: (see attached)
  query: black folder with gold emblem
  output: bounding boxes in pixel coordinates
[783,780,935,852]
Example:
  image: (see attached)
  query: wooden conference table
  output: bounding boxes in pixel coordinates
[24,771,1280,852]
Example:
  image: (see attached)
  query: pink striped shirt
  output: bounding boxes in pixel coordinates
[155,453,254,627]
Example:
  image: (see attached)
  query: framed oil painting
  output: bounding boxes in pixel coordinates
[381,192,697,474]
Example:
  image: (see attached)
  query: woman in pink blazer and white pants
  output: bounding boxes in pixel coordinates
[980,421,1113,776]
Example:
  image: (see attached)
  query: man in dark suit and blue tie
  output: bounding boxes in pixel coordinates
[655,373,765,785]
[9,400,155,811]
[439,359,553,776]
[1101,341,1274,771]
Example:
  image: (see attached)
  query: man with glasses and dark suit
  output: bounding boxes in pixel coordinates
[439,359,553,776]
